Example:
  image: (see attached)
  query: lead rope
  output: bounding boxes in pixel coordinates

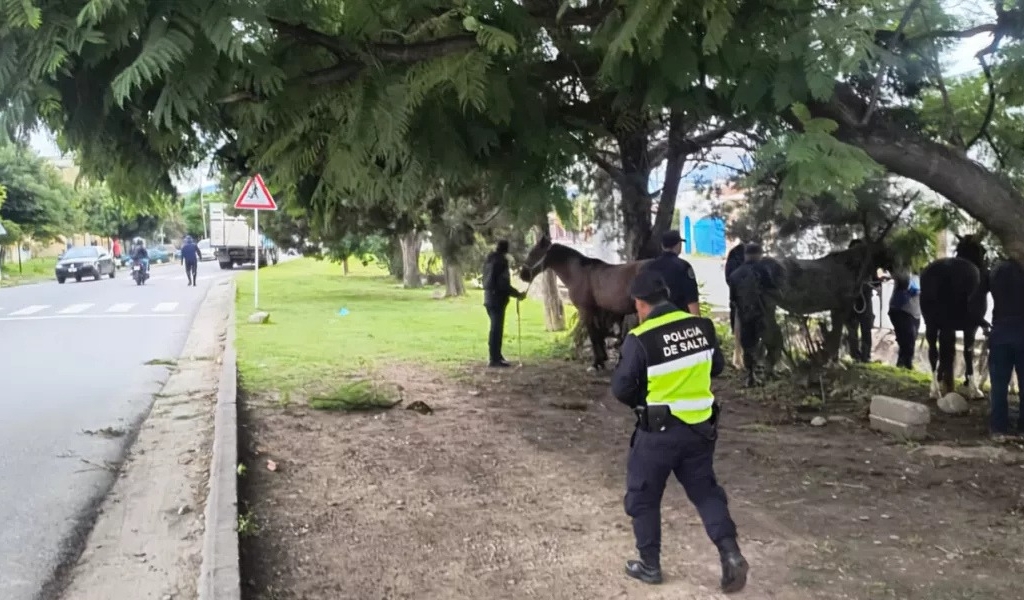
[515,258,543,368]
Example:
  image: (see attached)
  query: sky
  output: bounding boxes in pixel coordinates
[28,9,996,194]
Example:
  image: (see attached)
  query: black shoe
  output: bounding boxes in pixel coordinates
[624,560,662,584]
[717,540,749,594]
[488,359,511,368]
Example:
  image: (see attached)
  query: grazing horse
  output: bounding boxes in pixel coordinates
[919,234,989,400]
[728,241,895,385]
[520,235,649,371]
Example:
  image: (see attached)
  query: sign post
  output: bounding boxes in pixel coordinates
[0,221,6,286]
[233,173,278,309]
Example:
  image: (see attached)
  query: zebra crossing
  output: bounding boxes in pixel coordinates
[0,301,183,319]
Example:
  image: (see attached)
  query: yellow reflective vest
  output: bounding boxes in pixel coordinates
[629,310,716,424]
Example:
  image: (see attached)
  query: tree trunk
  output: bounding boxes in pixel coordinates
[617,131,655,260]
[807,84,1024,266]
[540,268,565,331]
[443,260,465,297]
[342,256,349,275]
[400,230,422,288]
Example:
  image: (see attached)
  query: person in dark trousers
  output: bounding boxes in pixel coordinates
[845,239,882,362]
[987,258,1024,436]
[611,268,748,593]
[646,229,700,315]
[482,240,526,367]
[887,273,921,369]
[180,235,202,286]
[130,238,150,275]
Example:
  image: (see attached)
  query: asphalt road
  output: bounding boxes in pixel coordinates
[0,259,237,600]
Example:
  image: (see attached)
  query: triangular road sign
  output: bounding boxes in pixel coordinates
[234,173,278,210]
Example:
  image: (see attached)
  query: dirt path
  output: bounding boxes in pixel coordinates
[239,360,1024,600]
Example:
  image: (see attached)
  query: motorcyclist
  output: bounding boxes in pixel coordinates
[130,238,150,276]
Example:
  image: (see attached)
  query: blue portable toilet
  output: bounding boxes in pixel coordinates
[682,216,692,254]
[693,216,727,256]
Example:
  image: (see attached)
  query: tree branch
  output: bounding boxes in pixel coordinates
[966,53,998,150]
[861,0,923,125]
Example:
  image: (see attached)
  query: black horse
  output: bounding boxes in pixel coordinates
[520,235,650,371]
[724,242,747,369]
[729,240,895,385]
[919,234,989,400]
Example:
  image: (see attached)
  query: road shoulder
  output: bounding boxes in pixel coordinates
[59,278,235,600]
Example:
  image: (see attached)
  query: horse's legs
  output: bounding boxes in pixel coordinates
[926,325,941,400]
[732,312,745,370]
[938,328,957,397]
[585,314,608,372]
[962,327,984,399]
[738,317,762,386]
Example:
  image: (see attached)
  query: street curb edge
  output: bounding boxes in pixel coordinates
[197,279,241,600]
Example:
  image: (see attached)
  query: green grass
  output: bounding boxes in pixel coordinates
[0,257,57,286]
[235,258,576,394]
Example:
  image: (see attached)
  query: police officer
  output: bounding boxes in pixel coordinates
[482,240,526,367]
[647,229,700,315]
[845,239,882,362]
[611,269,748,593]
[887,272,921,369]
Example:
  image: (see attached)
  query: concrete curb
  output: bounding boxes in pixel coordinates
[197,279,241,600]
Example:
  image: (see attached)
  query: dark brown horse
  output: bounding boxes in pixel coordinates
[520,235,649,370]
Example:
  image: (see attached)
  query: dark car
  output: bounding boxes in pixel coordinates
[55,246,117,283]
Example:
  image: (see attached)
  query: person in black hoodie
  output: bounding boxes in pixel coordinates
[482,240,526,367]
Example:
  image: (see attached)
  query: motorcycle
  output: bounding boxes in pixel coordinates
[131,260,149,286]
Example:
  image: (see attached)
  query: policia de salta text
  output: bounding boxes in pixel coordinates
[611,268,749,592]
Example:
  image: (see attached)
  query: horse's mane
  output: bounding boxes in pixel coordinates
[547,243,614,268]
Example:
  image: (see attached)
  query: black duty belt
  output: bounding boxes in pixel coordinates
[634,405,681,432]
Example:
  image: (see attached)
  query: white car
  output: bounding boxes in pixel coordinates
[198,239,216,261]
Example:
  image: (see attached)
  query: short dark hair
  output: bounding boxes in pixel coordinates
[495,240,509,254]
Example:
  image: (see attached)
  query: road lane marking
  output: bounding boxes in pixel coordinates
[58,303,94,314]
[153,302,178,312]
[107,303,135,313]
[7,305,50,316]
[0,313,186,322]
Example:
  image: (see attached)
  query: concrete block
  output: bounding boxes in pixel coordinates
[870,395,930,425]
[869,415,928,440]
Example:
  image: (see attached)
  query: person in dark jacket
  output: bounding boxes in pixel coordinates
[646,230,700,315]
[887,273,921,369]
[180,235,202,286]
[611,269,747,593]
[724,242,746,334]
[987,258,1024,436]
[482,240,526,367]
[130,238,150,275]
[845,239,882,362]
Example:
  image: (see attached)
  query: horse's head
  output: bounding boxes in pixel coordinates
[519,233,552,282]
[848,238,899,278]
[954,233,988,269]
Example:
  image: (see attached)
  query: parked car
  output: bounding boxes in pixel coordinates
[149,244,175,263]
[55,246,116,283]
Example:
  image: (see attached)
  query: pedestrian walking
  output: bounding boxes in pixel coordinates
[481,240,525,367]
[180,235,201,286]
[611,268,748,592]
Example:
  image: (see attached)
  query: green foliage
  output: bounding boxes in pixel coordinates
[0,139,76,242]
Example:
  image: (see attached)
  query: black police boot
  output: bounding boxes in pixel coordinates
[488,359,511,368]
[717,538,749,593]
[624,559,662,584]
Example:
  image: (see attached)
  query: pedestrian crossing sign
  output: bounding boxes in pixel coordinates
[233,173,278,210]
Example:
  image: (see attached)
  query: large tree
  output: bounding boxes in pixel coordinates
[1,0,1021,265]
[0,140,76,246]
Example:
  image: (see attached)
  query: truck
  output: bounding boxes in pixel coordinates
[208,204,279,270]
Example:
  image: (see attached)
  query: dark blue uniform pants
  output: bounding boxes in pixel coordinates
[988,341,1024,433]
[184,259,198,283]
[485,302,508,362]
[625,420,737,567]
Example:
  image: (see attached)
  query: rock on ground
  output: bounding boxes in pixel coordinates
[58,280,233,600]
[937,392,969,415]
